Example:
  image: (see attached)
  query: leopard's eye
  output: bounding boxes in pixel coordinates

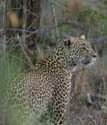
[83,47,88,52]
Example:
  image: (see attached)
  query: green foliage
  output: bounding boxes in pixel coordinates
[0,0,107,125]
[0,50,24,100]
[0,50,53,125]
[77,5,107,36]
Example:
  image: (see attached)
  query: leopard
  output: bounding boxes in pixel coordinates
[6,35,97,125]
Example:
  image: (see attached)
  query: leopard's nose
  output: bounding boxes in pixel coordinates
[93,53,97,58]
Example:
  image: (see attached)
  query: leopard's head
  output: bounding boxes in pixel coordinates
[63,35,97,70]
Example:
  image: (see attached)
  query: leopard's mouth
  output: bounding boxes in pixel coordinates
[87,57,96,66]
[72,57,96,73]
[81,58,90,65]
[72,54,97,73]
[81,57,96,66]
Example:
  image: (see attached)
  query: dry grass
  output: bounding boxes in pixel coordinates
[66,56,107,125]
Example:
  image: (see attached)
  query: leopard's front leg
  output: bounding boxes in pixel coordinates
[52,75,71,125]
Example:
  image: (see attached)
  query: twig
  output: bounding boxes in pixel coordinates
[19,0,34,68]
[50,0,60,40]
[2,0,7,51]
[45,21,85,38]
[78,117,85,125]
[16,0,38,18]
[88,114,97,125]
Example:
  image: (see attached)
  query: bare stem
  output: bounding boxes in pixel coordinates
[50,0,60,40]
[2,0,7,51]
[19,0,34,68]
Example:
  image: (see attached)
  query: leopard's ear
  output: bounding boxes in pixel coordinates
[64,39,71,47]
[80,35,86,40]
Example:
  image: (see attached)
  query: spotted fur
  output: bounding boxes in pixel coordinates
[7,35,96,125]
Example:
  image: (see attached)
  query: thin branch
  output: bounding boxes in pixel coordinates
[48,0,70,12]
[19,35,34,68]
[19,0,34,68]
[50,0,60,39]
[16,0,38,18]
[88,114,97,125]
[2,0,7,51]
[22,0,27,46]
